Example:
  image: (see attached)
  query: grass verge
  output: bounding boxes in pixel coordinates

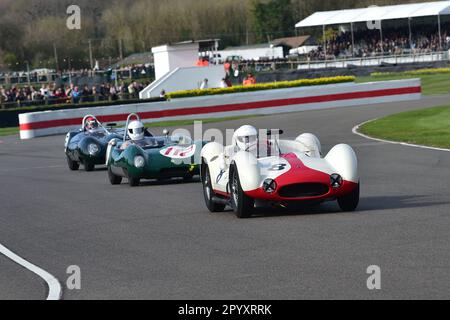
[359,105,450,149]
[357,73,450,95]
[0,127,19,137]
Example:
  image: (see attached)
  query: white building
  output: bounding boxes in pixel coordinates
[140,40,225,99]
[218,44,284,62]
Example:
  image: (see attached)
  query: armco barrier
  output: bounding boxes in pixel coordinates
[19,79,421,140]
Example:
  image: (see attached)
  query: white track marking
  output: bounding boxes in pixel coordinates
[0,243,62,300]
[353,119,450,153]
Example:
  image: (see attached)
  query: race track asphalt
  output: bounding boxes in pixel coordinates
[0,95,449,300]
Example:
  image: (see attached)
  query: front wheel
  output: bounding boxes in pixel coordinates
[128,176,141,187]
[108,166,122,185]
[337,182,360,212]
[230,165,254,219]
[202,164,226,213]
[66,155,80,171]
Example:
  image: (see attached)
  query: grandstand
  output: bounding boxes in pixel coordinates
[295,1,450,69]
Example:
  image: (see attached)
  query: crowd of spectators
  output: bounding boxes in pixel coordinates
[0,80,149,108]
[307,24,450,61]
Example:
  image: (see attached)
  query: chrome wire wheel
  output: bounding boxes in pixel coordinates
[204,170,211,200]
[229,165,254,219]
[231,170,239,208]
[202,163,226,213]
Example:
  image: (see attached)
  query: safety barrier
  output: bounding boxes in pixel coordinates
[19,79,421,139]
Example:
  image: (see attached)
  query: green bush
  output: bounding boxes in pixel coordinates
[167,76,356,99]
[371,67,450,77]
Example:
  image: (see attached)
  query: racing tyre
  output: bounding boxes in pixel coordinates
[128,176,141,187]
[202,164,226,213]
[230,165,254,219]
[108,166,122,185]
[338,182,360,212]
[66,156,80,171]
[84,162,95,172]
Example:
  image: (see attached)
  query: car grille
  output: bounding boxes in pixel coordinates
[278,183,329,198]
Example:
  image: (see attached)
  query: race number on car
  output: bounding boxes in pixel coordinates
[160,145,197,159]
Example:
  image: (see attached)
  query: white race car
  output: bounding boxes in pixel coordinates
[200,125,359,218]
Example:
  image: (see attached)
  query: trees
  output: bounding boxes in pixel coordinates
[0,0,434,70]
[251,0,294,42]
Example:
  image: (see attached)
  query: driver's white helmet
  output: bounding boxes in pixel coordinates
[233,125,258,152]
[128,120,145,141]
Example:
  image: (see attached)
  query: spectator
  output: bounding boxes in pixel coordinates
[196,57,210,67]
[219,78,228,88]
[109,85,118,101]
[81,85,92,103]
[243,73,256,86]
[0,87,7,106]
[118,81,128,100]
[200,78,209,90]
[128,82,136,97]
[71,86,81,104]
[0,78,149,108]
[92,86,100,102]
[224,61,232,76]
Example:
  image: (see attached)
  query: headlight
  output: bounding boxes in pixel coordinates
[88,143,99,156]
[330,174,343,188]
[263,179,277,194]
[134,155,145,168]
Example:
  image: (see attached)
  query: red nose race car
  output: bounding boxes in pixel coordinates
[200,127,359,218]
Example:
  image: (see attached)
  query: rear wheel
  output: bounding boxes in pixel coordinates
[338,182,360,212]
[128,176,141,187]
[230,165,254,219]
[108,166,122,185]
[202,164,226,213]
[66,155,80,171]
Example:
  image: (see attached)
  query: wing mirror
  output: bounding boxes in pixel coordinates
[163,129,170,137]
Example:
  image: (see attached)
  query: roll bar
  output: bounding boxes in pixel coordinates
[258,129,283,158]
[81,115,110,135]
[124,113,141,142]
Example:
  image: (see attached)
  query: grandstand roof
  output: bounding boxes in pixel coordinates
[296,1,450,28]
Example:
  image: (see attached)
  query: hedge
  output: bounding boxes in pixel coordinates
[167,76,356,99]
[371,67,450,77]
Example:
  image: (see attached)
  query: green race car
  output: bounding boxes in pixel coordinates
[106,114,206,187]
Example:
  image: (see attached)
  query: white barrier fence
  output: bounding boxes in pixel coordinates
[297,52,448,70]
[19,79,421,140]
